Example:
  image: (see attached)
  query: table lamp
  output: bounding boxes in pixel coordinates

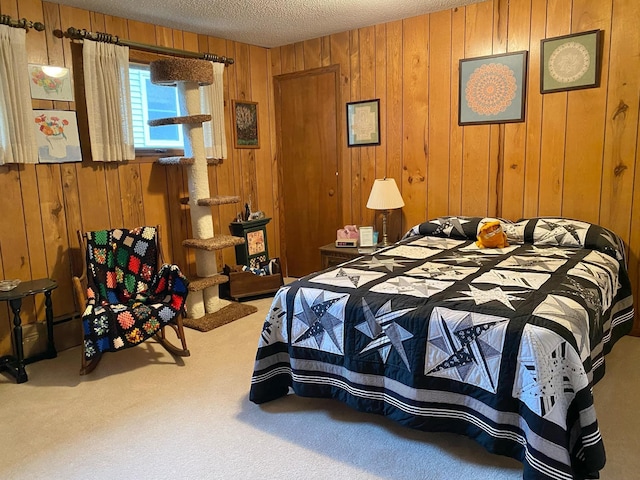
[366,177,404,246]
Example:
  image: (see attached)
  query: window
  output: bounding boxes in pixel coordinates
[129,63,184,152]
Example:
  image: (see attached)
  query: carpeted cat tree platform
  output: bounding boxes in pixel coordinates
[148,57,256,330]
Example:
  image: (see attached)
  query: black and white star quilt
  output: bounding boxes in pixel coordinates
[250,216,635,480]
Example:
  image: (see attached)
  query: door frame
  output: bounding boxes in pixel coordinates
[274,65,343,277]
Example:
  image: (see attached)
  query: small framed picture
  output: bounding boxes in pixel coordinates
[28,64,74,101]
[247,230,266,256]
[346,99,380,147]
[458,51,528,126]
[359,226,374,247]
[232,100,259,149]
[540,30,603,94]
[33,110,82,163]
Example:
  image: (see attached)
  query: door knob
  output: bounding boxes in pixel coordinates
[328,189,335,196]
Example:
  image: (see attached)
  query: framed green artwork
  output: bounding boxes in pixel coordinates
[232,100,259,148]
[458,51,528,126]
[540,30,603,94]
[346,99,380,147]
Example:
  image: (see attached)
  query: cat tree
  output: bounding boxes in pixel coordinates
[148,57,253,326]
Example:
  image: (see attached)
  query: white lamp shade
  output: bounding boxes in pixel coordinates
[366,178,405,210]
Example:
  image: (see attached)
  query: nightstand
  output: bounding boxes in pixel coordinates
[319,243,363,269]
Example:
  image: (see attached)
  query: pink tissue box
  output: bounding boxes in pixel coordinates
[337,225,359,239]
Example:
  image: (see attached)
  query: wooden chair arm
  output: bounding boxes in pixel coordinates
[73,229,89,313]
[72,273,87,313]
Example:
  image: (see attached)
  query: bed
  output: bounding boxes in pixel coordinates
[249,217,635,480]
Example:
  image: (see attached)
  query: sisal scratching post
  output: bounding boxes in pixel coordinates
[150,58,229,319]
[149,58,253,329]
[177,82,227,317]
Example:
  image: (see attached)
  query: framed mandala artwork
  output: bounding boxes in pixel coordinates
[458,51,528,126]
[541,30,603,94]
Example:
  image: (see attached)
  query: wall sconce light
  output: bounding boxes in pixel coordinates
[41,66,67,78]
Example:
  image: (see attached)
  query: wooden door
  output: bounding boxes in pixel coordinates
[275,66,341,277]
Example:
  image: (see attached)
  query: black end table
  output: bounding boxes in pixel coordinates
[0,278,58,383]
[229,218,271,268]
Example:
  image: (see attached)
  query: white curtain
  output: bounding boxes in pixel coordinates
[0,25,38,165]
[83,40,135,162]
[201,62,227,160]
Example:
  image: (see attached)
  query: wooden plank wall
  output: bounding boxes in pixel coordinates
[0,0,278,356]
[1,0,639,358]
[270,0,640,332]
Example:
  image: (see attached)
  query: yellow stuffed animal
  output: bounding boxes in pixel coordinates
[476,220,509,248]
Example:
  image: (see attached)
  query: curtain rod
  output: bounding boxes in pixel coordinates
[0,14,45,31]
[64,27,234,65]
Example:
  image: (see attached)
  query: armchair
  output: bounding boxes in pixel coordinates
[72,225,190,375]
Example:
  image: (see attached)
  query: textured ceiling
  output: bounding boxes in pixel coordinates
[49,0,478,48]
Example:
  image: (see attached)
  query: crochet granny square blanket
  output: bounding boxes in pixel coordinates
[82,226,189,360]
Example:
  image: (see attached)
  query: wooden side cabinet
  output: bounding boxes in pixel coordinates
[319,243,362,269]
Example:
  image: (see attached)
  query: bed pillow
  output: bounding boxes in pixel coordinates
[405,216,625,262]
[515,217,626,262]
[403,216,513,242]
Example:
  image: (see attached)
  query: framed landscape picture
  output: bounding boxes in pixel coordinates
[540,30,603,94]
[232,100,259,148]
[458,51,528,126]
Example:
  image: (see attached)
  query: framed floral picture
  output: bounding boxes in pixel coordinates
[458,51,528,126]
[540,30,603,94]
[28,64,74,101]
[33,110,82,163]
[232,100,259,148]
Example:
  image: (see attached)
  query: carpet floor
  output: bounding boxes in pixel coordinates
[1,294,639,480]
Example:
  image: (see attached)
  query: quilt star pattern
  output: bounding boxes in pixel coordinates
[355,299,417,370]
[259,287,290,346]
[379,245,441,259]
[404,261,479,281]
[471,269,550,289]
[532,294,591,361]
[370,276,454,298]
[523,245,580,258]
[431,250,496,267]
[309,267,385,289]
[408,237,465,249]
[532,218,591,246]
[497,255,567,272]
[459,242,520,255]
[427,216,471,237]
[446,284,529,310]
[291,288,349,355]
[568,253,619,312]
[425,307,508,393]
[559,276,602,324]
[513,324,589,428]
[354,255,411,272]
[251,216,634,480]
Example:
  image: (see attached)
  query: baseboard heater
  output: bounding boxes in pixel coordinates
[53,312,81,326]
